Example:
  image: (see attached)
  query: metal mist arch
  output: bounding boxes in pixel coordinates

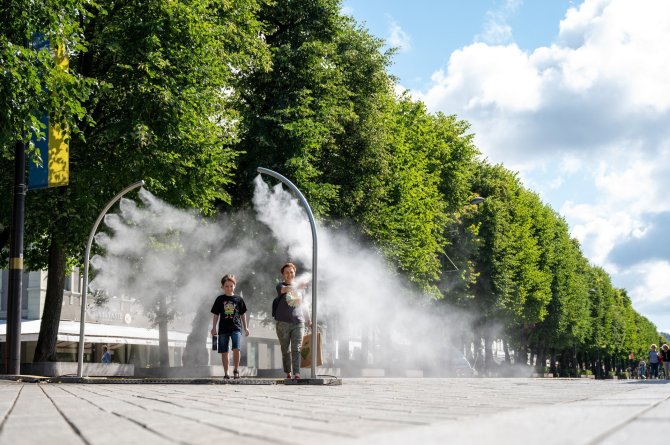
[77,180,145,378]
[257,167,318,378]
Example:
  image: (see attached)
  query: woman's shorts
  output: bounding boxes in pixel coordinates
[217,331,242,353]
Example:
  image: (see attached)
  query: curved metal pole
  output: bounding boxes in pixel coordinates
[257,167,318,378]
[77,180,145,378]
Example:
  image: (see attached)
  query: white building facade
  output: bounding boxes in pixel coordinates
[0,268,284,374]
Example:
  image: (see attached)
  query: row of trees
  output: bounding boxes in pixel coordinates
[448,164,662,375]
[1,0,662,374]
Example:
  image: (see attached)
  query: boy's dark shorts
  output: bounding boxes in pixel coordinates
[218,331,242,353]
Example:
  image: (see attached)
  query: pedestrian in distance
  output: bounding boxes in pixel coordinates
[661,344,670,380]
[101,346,112,364]
[638,359,647,379]
[627,352,636,377]
[210,274,250,380]
[273,262,311,380]
[648,344,660,379]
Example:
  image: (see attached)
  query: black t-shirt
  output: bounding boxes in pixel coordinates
[210,294,247,333]
[274,282,306,323]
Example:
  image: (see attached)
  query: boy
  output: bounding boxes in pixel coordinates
[211,274,249,379]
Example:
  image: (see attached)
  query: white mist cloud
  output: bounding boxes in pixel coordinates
[252,176,476,368]
[90,178,478,372]
[90,189,264,319]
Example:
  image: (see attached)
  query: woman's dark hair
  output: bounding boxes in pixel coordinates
[221,274,237,285]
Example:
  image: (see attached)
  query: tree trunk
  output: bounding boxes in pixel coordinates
[181,297,210,366]
[591,353,598,378]
[515,345,526,366]
[483,335,493,375]
[158,296,170,367]
[536,340,546,374]
[468,337,476,365]
[550,349,557,376]
[33,238,66,362]
[503,340,511,364]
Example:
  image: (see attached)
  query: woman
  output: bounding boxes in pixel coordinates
[273,262,310,379]
[648,344,660,379]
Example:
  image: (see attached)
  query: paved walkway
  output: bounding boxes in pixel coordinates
[1,377,669,444]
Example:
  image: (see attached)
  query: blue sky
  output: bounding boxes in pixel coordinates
[343,0,670,333]
[343,1,574,91]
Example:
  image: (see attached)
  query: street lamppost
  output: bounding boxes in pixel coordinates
[256,167,319,379]
[77,180,144,378]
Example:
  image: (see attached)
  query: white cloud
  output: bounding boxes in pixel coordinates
[476,0,522,45]
[414,0,670,327]
[557,0,670,111]
[625,261,670,304]
[423,43,543,113]
[560,154,583,175]
[387,17,411,52]
[593,156,661,214]
[563,201,634,267]
[563,147,670,261]
[418,0,670,167]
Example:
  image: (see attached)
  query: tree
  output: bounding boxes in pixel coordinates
[1,0,98,253]
[534,225,592,375]
[1,0,99,364]
[359,96,479,294]
[235,0,351,214]
[14,0,268,363]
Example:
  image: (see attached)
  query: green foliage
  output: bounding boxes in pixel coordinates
[13,0,270,270]
[535,222,592,350]
[359,96,478,294]
[2,0,663,367]
[234,0,482,293]
[0,0,98,158]
[1,0,98,259]
[236,0,399,217]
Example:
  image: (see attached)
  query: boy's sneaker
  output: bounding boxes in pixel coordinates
[286,372,292,379]
[293,373,301,380]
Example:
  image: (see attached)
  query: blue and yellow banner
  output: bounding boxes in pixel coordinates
[28,34,70,190]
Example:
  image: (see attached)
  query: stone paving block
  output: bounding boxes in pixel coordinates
[325,401,650,445]
[0,382,21,419]
[634,398,670,420]
[57,385,273,445]
[42,385,177,445]
[0,384,85,445]
[595,418,668,444]
[64,384,354,444]
[3,377,670,445]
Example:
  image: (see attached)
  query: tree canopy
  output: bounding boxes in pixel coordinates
[1,0,663,373]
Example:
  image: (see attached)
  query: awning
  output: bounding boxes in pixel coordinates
[0,320,189,347]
